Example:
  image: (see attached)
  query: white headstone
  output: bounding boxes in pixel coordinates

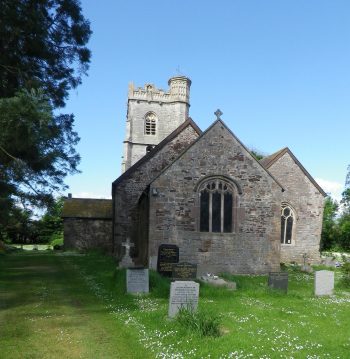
[149,256,158,270]
[126,268,149,294]
[168,280,199,318]
[314,270,334,296]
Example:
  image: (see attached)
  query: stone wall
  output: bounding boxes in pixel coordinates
[149,121,283,274]
[267,152,325,264]
[113,122,200,264]
[63,218,112,252]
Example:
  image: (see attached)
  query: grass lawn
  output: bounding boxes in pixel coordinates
[0,251,349,358]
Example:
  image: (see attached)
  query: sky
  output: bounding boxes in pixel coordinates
[63,0,350,202]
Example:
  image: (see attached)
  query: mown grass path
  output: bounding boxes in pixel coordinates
[0,252,153,359]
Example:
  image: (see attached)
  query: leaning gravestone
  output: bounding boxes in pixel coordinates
[126,268,149,294]
[268,272,288,293]
[168,281,199,318]
[172,262,197,280]
[157,244,179,277]
[314,270,334,296]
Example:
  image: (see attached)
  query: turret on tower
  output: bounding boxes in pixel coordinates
[121,76,191,172]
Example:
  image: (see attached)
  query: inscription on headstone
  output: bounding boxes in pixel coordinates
[268,272,288,293]
[126,268,149,294]
[172,262,197,280]
[157,244,179,277]
[168,281,199,318]
[314,270,334,296]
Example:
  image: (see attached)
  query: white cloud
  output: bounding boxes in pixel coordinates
[315,178,343,202]
[72,191,112,199]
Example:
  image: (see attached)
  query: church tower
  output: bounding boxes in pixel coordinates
[121,76,191,172]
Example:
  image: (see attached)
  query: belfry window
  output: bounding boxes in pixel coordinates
[145,112,157,135]
[199,178,235,233]
[281,203,295,244]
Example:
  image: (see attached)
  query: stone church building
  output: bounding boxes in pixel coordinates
[63,76,326,274]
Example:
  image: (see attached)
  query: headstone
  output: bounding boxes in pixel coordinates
[314,270,334,296]
[172,262,197,280]
[119,238,134,268]
[168,281,199,318]
[157,244,179,277]
[126,268,149,294]
[149,256,158,270]
[201,274,237,290]
[268,272,288,293]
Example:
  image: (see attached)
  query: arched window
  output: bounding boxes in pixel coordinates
[281,203,295,244]
[144,112,157,135]
[198,178,236,233]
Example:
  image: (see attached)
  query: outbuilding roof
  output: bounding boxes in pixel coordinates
[62,198,112,219]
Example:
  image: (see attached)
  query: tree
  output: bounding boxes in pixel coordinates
[320,196,339,250]
[0,89,80,231]
[0,0,92,108]
[0,0,90,239]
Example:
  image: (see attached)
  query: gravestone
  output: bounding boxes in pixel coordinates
[168,281,199,318]
[201,274,237,290]
[172,262,197,280]
[126,268,149,294]
[268,272,288,293]
[157,244,179,277]
[314,270,334,296]
[149,256,158,270]
[119,238,134,268]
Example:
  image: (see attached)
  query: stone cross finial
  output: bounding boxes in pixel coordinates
[214,109,223,120]
[122,238,134,257]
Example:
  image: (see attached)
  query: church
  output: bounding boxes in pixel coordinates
[63,76,326,274]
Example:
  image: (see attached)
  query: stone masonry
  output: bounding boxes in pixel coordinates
[113,119,201,265]
[264,149,326,264]
[148,121,283,274]
[122,76,191,172]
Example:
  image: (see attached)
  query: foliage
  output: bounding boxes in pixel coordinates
[0,0,91,108]
[320,196,339,250]
[176,307,221,337]
[250,149,266,161]
[0,90,80,234]
[37,197,64,243]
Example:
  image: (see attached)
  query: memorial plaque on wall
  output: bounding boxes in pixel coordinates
[268,272,288,293]
[172,262,197,280]
[157,244,179,277]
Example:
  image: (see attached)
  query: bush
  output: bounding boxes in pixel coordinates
[340,256,350,287]
[176,307,221,337]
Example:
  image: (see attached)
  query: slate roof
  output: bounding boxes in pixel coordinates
[62,198,112,219]
[260,147,327,197]
[112,118,202,187]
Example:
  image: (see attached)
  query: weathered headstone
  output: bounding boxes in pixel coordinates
[126,268,149,294]
[119,238,134,268]
[157,244,179,277]
[314,270,334,296]
[268,272,288,293]
[149,256,158,270]
[172,262,197,280]
[168,281,199,318]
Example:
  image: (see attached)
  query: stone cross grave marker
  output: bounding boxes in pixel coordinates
[157,244,179,277]
[168,281,199,318]
[119,238,134,268]
[314,270,334,296]
[172,262,197,280]
[268,272,288,293]
[126,268,149,294]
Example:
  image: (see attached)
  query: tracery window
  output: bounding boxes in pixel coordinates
[198,178,235,233]
[281,203,295,244]
[145,112,157,135]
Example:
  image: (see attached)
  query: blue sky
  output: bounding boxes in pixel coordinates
[63,0,350,201]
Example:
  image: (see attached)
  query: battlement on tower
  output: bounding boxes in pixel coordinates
[128,76,191,104]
